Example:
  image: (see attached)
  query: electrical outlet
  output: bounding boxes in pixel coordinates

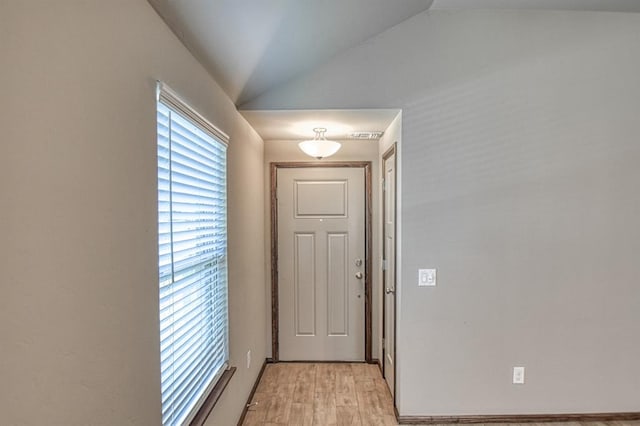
[513,366,525,384]
[246,350,251,369]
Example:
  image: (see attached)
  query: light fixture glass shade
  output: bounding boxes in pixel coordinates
[298,127,341,159]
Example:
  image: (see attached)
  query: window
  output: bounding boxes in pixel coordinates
[157,83,230,426]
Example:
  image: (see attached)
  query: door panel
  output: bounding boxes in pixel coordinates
[327,233,348,336]
[294,233,316,336]
[383,149,397,397]
[278,167,365,361]
[295,180,347,217]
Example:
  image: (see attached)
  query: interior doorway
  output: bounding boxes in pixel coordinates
[382,144,397,399]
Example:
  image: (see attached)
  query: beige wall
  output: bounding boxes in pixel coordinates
[1,1,265,425]
[397,14,640,414]
[379,113,401,157]
[263,140,382,362]
[397,11,640,415]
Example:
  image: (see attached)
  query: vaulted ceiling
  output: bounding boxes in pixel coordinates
[148,0,435,105]
[148,0,640,139]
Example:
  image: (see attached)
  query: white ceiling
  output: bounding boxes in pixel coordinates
[148,0,640,140]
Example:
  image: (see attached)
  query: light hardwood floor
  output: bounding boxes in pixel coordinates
[241,362,640,426]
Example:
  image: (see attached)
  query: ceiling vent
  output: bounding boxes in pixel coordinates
[349,131,384,140]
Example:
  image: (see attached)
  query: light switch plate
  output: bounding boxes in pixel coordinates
[513,366,525,384]
[418,269,436,287]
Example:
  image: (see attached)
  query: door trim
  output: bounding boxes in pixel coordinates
[270,161,373,363]
[381,143,397,403]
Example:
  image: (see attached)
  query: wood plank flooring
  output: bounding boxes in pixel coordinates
[241,362,640,426]
[243,363,393,426]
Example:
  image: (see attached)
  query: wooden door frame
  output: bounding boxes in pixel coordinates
[381,144,397,402]
[270,161,373,363]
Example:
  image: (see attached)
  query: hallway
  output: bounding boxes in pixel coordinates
[242,362,396,425]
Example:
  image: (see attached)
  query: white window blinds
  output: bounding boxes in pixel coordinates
[157,83,229,426]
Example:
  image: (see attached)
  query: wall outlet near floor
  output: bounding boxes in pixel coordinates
[513,366,525,384]
[247,350,251,369]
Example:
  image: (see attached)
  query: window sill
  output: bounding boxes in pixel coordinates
[190,367,236,426]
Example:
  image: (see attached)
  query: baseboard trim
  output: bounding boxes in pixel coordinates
[397,412,640,424]
[236,359,270,426]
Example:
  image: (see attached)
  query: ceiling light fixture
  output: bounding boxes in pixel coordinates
[298,127,341,160]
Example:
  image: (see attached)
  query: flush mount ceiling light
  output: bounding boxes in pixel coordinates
[298,127,341,160]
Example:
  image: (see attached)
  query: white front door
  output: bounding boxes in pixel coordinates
[277,167,365,361]
[383,149,396,397]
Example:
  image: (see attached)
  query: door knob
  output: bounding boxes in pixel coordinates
[385,287,395,294]
[355,272,363,279]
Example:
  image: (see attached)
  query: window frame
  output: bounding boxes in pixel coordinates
[156,82,235,426]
